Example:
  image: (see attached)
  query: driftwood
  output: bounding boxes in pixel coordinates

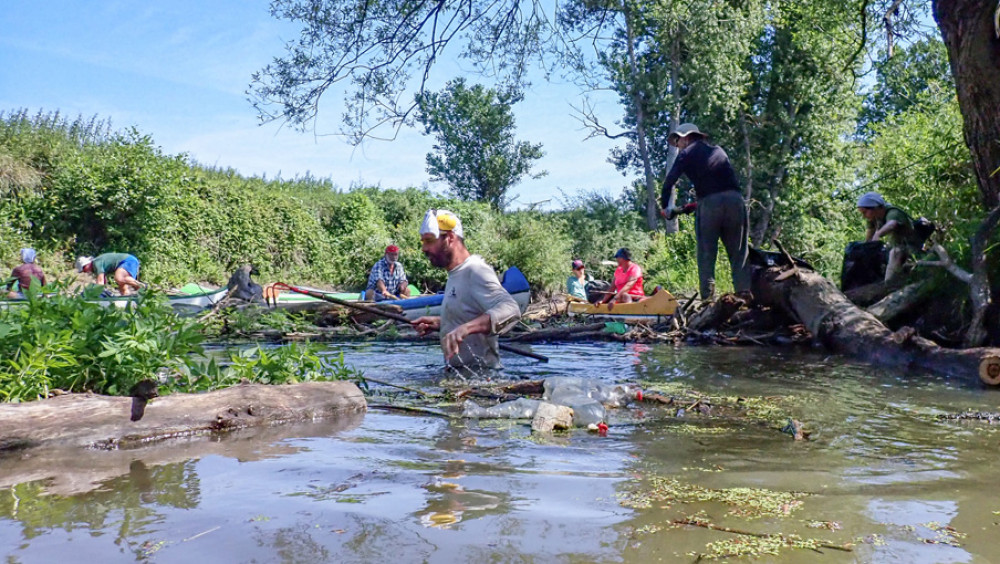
[0,381,366,452]
[687,294,745,331]
[866,280,935,324]
[752,265,1000,386]
[505,322,607,342]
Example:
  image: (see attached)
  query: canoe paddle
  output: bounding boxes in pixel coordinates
[270,283,548,362]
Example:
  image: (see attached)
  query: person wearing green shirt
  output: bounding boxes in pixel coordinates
[75,252,143,295]
[857,192,922,282]
[566,259,591,301]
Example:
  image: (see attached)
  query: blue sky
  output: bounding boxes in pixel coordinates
[1,1,632,209]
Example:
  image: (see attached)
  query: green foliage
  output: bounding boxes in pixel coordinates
[0,285,204,402]
[415,79,546,210]
[165,343,361,393]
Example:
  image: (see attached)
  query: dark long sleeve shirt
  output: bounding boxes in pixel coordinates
[660,140,740,209]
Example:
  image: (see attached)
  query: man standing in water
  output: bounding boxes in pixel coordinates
[660,123,751,301]
[411,209,521,371]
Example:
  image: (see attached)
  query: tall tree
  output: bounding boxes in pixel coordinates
[931,0,1000,346]
[415,79,546,210]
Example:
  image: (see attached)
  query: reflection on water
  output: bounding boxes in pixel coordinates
[2,342,1000,562]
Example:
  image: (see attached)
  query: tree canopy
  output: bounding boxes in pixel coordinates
[415,79,545,210]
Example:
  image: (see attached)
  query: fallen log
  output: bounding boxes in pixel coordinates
[504,322,607,342]
[0,381,367,452]
[687,294,745,331]
[752,266,1000,386]
[866,280,936,324]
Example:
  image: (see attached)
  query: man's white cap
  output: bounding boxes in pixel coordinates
[419,209,464,239]
[75,256,94,272]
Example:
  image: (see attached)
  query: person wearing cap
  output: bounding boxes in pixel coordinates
[566,259,591,301]
[6,248,47,298]
[857,191,921,281]
[411,209,521,371]
[365,244,411,301]
[600,248,645,309]
[75,253,143,296]
[659,122,751,301]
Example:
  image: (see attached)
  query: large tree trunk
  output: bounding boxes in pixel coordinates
[0,381,366,452]
[934,0,1000,209]
[752,266,1000,385]
[934,0,1000,346]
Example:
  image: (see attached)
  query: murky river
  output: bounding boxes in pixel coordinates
[2,342,1000,563]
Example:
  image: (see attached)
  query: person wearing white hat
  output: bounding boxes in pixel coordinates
[76,252,143,295]
[6,248,47,298]
[659,123,750,300]
[856,191,920,281]
[410,209,520,371]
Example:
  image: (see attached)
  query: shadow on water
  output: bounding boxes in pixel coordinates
[2,341,1000,562]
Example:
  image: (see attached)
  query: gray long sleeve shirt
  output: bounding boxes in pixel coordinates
[440,255,521,369]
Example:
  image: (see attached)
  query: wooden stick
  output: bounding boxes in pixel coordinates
[673,519,853,552]
[279,284,549,362]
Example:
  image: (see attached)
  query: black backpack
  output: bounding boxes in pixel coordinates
[913,216,936,247]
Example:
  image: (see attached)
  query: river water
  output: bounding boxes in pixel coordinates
[2,342,1000,563]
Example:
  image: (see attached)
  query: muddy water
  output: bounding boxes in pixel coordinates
[2,342,1000,563]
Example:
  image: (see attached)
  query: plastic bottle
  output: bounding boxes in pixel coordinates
[462,398,541,419]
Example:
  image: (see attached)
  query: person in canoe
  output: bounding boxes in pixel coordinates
[365,244,412,302]
[75,253,143,296]
[600,248,646,310]
[410,209,521,371]
[659,123,751,301]
[6,248,47,298]
[566,259,591,302]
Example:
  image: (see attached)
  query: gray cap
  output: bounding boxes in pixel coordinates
[668,123,706,144]
[856,191,887,208]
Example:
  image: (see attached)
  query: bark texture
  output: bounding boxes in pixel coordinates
[0,381,366,452]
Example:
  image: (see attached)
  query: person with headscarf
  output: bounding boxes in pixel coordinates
[410,209,521,371]
[365,244,411,301]
[75,253,143,296]
[856,191,922,281]
[659,123,751,301]
[6,248,47,298]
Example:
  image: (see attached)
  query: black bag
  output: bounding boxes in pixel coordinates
[585,279,613,304]
[841,241,887,291]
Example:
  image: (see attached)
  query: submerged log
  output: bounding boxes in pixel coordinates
[0,381,367,452]
[752,266,1000,386]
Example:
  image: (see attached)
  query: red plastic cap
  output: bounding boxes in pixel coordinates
[385,245,400,253]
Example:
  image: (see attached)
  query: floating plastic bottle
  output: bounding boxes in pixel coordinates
[462,397,541,419]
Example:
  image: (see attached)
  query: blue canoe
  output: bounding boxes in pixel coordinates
[383,266,531,320]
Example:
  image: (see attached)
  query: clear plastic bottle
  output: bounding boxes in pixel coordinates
[462,397,541,419]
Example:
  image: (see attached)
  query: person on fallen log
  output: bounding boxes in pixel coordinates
[856,191,923,282]
[365,244,411,302]
[566,259,591,302]
[75,253,144,296]
[410,209,521,371]
[600,248,646,310]
[6,248,47,298]
[659,123,751,301]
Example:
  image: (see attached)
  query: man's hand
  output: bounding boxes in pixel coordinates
[442,324,470,360]
[411,316,440,336]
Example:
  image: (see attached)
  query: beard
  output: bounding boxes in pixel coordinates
[424,245,451,268]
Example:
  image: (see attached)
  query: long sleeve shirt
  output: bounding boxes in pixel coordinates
[661,140,740,209]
